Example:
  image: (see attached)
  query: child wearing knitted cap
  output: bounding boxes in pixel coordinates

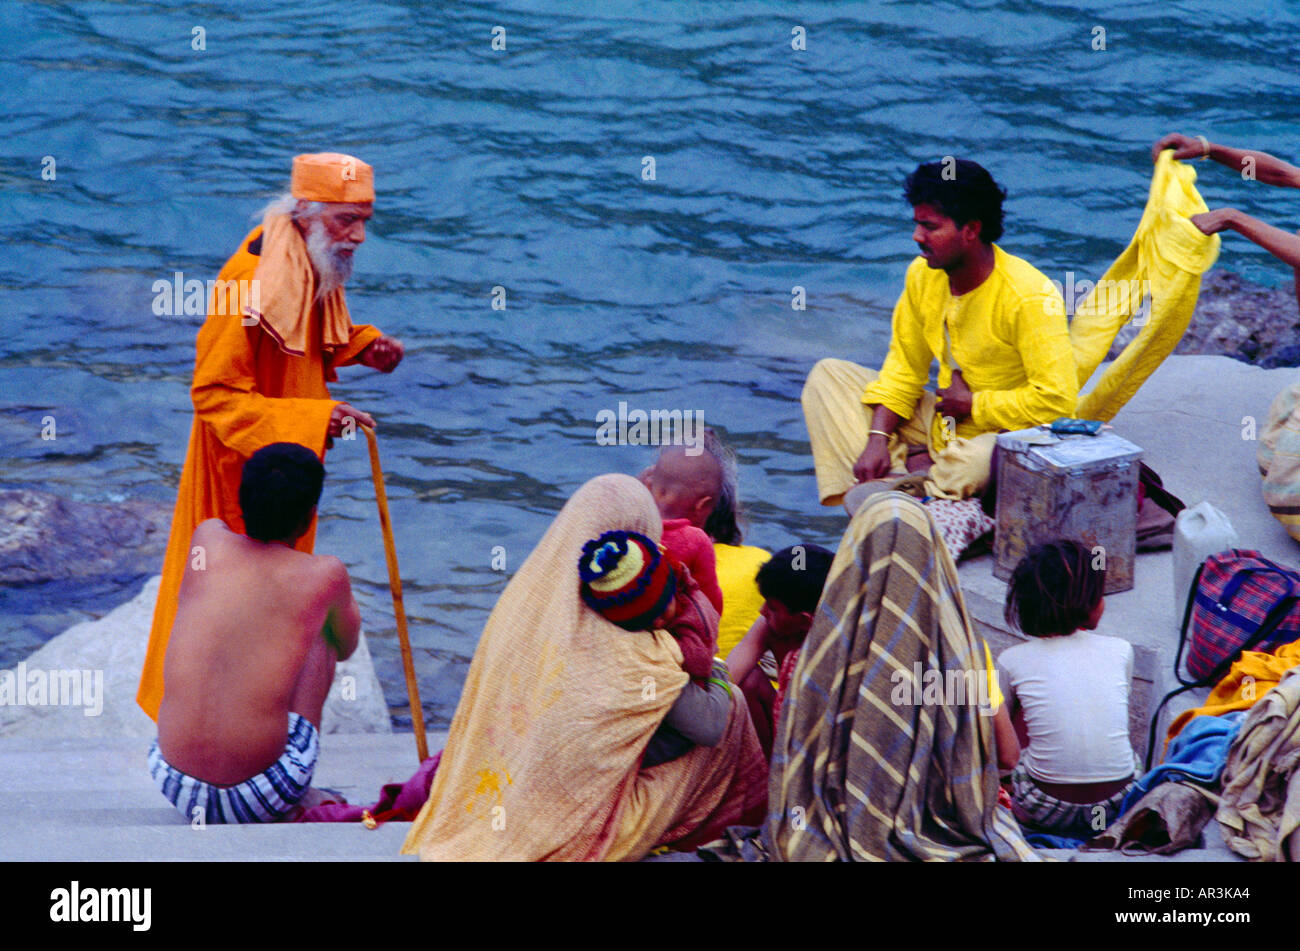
[579,530,733,767]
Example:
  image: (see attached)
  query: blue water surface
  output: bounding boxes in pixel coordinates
[1,0,1297,726]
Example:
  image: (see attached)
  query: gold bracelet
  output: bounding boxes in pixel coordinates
[1197,134,1211,159]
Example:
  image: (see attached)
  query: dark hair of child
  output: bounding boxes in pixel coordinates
[1003,539,1105,638]
[756,544,835,614]
[239,442,325,542]
[702,427,744,545]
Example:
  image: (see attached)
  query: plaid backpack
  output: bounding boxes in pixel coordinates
[1180,550,1300,683]
[1145,549,1300,768]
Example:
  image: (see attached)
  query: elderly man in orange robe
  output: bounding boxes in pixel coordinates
[137,152,404,720]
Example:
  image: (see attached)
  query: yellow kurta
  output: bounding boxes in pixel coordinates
[861,246,1077,451]
[136,226,381,719]
[804,156,1218,506]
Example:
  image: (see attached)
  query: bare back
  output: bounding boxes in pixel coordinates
[156,520,358,785]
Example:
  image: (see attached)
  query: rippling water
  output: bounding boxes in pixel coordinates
[2,0,1297,727]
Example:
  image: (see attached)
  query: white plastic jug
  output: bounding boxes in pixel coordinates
[1172,501,1239,620]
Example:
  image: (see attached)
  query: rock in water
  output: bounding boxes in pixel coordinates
[0,489,169,586]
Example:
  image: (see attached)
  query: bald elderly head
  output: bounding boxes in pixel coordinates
[639,445,723,529]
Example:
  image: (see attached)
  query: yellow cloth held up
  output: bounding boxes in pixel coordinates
[1072,151,1220,421]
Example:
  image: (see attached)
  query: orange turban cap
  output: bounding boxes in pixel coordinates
[290,152,374,203]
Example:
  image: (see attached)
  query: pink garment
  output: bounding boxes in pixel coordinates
[661,519,724,616]
[666,567,720,680]
[297,751,441,824]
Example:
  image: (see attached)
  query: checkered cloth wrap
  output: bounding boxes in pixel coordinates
[148,713,318,823]
[1010,763,1133,840]
[766,492,1038,861]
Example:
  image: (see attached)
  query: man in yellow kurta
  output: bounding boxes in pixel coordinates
[137,152,404,720]
[803,159,1077,506]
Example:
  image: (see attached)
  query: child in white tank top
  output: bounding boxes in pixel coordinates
[998,540,1137,840]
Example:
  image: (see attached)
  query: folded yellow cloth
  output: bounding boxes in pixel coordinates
[1168,640,1300,742]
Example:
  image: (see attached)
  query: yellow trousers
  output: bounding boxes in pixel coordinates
[801,358,997,504]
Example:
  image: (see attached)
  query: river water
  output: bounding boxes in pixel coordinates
[2,0,1297,727]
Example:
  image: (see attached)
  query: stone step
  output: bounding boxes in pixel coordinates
[0,733,448,861]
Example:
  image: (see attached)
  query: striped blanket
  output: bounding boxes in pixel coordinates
[765,492,1037,861]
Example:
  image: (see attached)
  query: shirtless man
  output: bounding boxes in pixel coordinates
[149,442,360,823]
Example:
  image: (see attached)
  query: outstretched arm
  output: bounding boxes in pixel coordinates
[1191,209,1300,269]
[726,615,771,684]
[1152,133,1300,188]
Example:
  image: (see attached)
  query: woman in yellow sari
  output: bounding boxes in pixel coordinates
[401,473,768,861]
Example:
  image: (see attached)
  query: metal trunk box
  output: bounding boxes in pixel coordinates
[993,428,1143,593]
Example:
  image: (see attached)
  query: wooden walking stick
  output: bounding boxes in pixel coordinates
[361,424,429,763]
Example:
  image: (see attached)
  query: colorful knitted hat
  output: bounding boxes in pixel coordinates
[578,530,677,631]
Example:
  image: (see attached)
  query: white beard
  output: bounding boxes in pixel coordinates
[305,219,356,299]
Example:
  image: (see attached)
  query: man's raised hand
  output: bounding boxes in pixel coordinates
[360,334,404,373]
[1151,133,1205,164]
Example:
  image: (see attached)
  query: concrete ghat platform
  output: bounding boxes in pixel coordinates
[1,356,1294,862]
[0,732,447,861]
